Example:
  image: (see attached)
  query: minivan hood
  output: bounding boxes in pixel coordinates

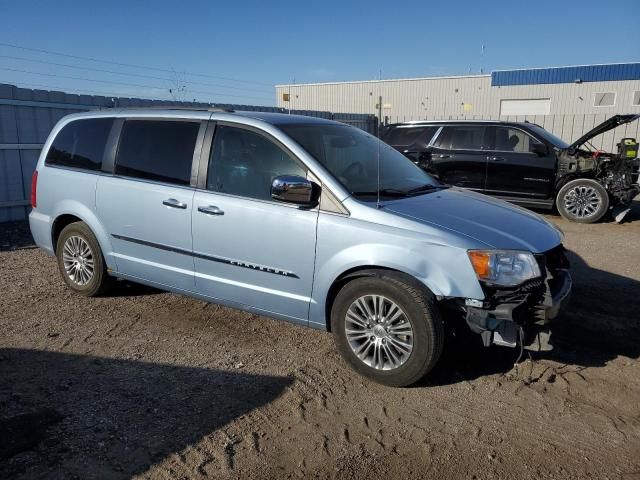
[383,188,562,253]
[567,114,640,154]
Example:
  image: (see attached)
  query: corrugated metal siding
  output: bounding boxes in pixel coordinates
[492,63,640,86]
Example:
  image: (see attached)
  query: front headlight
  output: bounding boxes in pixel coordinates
[467,250,541,287]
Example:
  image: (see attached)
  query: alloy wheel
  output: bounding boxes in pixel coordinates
[344,294,414,370]
[563,185,602,219]
[62,235,95,286]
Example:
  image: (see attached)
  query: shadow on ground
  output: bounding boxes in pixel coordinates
[0,349,292,479]
[424,248,640,387]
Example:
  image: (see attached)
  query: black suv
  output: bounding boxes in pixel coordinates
[382,115,639,223]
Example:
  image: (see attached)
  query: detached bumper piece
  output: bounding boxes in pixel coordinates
[465,245,572,351]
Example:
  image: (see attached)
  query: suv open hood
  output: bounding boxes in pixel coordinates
[567,114,640,154]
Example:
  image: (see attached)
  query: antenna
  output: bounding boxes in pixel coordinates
[376,104,382,209]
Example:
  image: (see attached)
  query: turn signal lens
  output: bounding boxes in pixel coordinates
[30,170,38,208]
[468,251,492,279]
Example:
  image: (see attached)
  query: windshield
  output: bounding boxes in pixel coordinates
[527,124,570,149]
[280,124,442,198]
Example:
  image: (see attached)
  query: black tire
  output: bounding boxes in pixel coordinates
[55,221,113,297]
[330,271,444,387]
[556,178,609,224]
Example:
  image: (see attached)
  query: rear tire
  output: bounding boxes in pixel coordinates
[56,222,113,296]
[556,178,609,224]
[330,271,444,387]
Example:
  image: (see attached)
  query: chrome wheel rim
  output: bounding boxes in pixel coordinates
[345,295,413,370]
[563,185,602,219]
[62,236,94,286]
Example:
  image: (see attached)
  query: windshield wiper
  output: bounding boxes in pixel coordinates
[351,188,411,197]
[406,184,447,194]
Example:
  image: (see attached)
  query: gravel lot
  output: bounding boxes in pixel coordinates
[1,204,639,480]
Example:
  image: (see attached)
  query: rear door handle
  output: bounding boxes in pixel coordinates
[438,154,450,159]
[198,205,224,216]
[163,198,187,209]
[488,156,506,162]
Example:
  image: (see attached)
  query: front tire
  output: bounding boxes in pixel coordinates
[331,272,444,387]
[56,222,112,296]
[556,178,609,224]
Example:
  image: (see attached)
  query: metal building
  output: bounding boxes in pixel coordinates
[276,63,640,149]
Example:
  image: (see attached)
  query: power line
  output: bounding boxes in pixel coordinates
[0,42,274,87]
[0,67,274,101]
[0,54,274,94]
[0,79,275,106]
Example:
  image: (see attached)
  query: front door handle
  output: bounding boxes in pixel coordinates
[488,156,506,162]
[198,205,224,216]
[438,154,450,159]
[163,198,187,209]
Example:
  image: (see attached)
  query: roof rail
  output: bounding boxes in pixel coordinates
[98,105,235,113]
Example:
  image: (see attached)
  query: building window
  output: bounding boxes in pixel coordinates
[593,92,616,107]
[633,91,640,107]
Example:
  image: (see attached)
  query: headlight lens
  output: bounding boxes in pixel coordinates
[467,250,541,287]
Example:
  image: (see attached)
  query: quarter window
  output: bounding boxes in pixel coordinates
[433,126,490,150]
[45,118,113,171]
[207,125,306,201]
[494,127,539,153]
[115,120,200,185]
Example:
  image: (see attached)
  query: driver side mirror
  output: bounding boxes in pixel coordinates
[271,175,320,207]
[531,142,548,156]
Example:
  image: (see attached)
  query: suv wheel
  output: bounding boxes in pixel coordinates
[331,272,444,387]
[556,178,609,224]
[56,222,112,296]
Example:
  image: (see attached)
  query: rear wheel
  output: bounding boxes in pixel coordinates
[331,271,444,387]
[56,222,112,296]
[556,178,609,224]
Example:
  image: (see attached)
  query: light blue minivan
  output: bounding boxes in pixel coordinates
[29,108,571,386]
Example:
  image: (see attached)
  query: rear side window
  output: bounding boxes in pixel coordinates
[384,126,439,147]
[115,120,200,186]
[45,118,113,171]
[433,126,490,150]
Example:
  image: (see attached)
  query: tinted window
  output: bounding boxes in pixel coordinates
[434,126,489,150]
[384,126,438,147]
[208,125,306,201]
[281,124,440,197]
[115,120,199,185]
[494,127,540,153]
[45,118,113,171]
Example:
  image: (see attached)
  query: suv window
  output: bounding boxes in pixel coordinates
[433,126,490,150]
[207,125,306,201]
[494,127,539,153]
[115,120,200,185]
[45,118,113,171]
[384,126,439,147]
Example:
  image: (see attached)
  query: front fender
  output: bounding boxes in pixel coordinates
[309,240,484,329]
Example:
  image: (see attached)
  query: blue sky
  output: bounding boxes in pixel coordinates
[1,0,639,105]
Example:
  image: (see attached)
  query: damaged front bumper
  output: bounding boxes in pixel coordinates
[463,246,572,351]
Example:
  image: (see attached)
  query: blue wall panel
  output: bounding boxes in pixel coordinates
[492,63,640,86]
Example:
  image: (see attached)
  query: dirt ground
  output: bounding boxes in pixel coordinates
[1,203,639,480]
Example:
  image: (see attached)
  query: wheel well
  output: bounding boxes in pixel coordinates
[324,266,426,332]
[51,214,83,253]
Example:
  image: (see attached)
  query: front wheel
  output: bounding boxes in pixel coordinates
[331,272,444,387]
[556,178,609,224]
